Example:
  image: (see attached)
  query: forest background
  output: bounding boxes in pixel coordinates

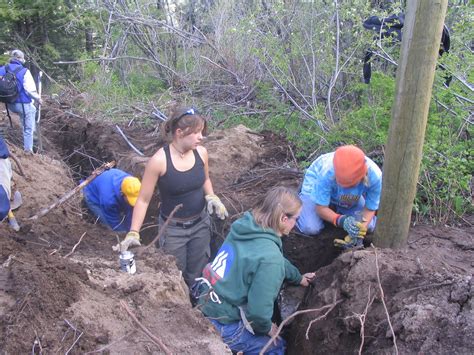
[0,0,472,224]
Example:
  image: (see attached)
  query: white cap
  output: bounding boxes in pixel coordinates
[11,49,25,63]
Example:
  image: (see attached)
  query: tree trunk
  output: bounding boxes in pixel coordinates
[374,0,448,248]
[85,28,94,53]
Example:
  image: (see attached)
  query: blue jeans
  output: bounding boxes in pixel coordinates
[296,194,376,236]
[210,319,286,355]
[7,102,36,152]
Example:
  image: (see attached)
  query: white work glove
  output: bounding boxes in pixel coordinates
[112,231,141,252]
[205,194,228,220]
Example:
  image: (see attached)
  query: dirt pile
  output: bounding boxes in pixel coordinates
[0,133,230,353]
[287,223,473,354]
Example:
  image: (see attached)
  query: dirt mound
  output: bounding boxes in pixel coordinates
[287,223,473,354]
[0,133,229,353]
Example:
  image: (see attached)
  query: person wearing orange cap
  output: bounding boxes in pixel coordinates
[83,168,141,232]
[296,145,382,244]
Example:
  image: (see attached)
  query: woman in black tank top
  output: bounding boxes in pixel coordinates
[119,106,228,288]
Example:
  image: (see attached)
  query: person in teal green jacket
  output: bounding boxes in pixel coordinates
[195,186,315,354]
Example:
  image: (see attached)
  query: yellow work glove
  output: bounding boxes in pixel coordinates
[112,231,141,252]
[336,215,367,238]
[8,210,20,232]
[205,194,228,220]
[334,234,364,249]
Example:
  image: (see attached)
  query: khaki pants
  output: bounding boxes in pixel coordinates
[158,209,211,287]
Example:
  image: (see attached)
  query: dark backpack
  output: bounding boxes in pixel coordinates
[0,65,23,104]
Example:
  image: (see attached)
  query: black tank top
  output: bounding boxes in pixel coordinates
[158,145,206,218]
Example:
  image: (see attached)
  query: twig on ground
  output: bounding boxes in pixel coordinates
[304,295,342,340]
[371,244,399,355]
[63,319,84,355]
[120,300,172,355]
[260,295,342,354]
[65,332,83,355]
[49,246,62,256]
[398,280,454,294]
[344,285,376,355]
[136,204,182,257]
[64,232,87,258]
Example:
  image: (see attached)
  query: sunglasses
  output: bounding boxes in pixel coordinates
[176,108,199,121]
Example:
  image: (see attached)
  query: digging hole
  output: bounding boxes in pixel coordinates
[41,109,358,354]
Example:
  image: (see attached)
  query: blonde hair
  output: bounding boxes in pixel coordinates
[161,105,207,143]
[253,186,302,234]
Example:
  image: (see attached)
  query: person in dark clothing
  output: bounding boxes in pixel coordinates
[119,106,227,287]
[195,187,315,355]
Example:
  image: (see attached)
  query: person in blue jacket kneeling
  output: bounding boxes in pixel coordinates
[83,168,141,231]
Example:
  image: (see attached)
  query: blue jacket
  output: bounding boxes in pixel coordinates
[0,136,9,159]
[301,152,382,211]
[0,60,31,103]
[83,169,132,231]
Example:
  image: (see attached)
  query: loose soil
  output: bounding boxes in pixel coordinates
[0,99,472,354]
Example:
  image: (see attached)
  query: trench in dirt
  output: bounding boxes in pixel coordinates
[37,107,349,349]
[1,104,472,354]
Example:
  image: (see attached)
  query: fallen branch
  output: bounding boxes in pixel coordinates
[371,244,399,355]
[260,296,342,354]
[136,204,182,257]
[28,161,115,221]
[115,125,144,156]
[120,300,172,355]
[64,232,87,258]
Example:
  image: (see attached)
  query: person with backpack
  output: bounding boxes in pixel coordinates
[296,145,382,248]
[117,106,228,288]
[83,168,142,232]
[194,187,315,354]
[0,50,43,154]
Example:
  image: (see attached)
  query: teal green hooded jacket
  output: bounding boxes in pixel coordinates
[200,212,302,335]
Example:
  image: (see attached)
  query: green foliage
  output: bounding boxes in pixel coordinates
[73,61,167,121]
[1,0,470,225]
[0,0,96,79]
[324,73,394,153]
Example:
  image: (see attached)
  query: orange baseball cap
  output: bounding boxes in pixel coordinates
[333,145,368,187]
